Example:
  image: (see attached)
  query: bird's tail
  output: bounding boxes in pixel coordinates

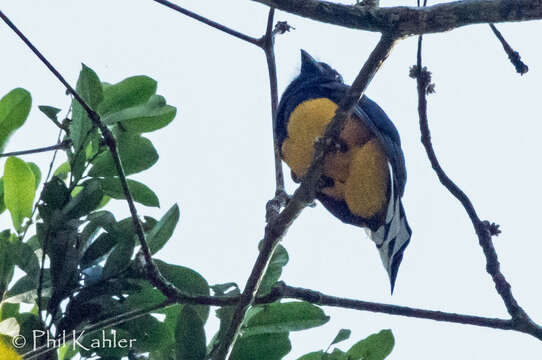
[368,197,411,294]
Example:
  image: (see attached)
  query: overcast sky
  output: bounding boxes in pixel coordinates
[1,1,542,359]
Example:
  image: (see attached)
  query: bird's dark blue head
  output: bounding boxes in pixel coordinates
[299,49,343,83]
[276,50,344,148]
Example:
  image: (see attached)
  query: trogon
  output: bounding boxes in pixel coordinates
[276,50,411,292]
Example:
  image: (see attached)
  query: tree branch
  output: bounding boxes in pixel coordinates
[0,10,177,300]
[263,9,286,196]
[151,1,289,210]
[0,141,69,158]
[21,277,542,360]
[152,0,261,45]
[412,26,542,340]
[251,0,542,36]
[209,33,398,360]
[489,23,529,74]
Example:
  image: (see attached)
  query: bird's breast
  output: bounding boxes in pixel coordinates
[281,97,390,220]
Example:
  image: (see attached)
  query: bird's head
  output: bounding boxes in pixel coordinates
[299,49,343,83]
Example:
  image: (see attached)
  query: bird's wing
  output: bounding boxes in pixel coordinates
[322,81,411,291]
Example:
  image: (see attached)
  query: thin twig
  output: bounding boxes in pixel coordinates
[151,1,288,210]
[152,0,261,45]
[276,283,515,331]
[0,141,68,158]
[413,24,541,334]
[23,276,542,360]
[0,10,173,298]
[489,23,528,75]
[262,9,286,196]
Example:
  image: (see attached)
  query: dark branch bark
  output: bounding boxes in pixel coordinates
[152,0,288,203]
[210,33,398,360]
[251,0,542,36]
[21,277,542,359]
[153,0,261,45]
[0,9,177,302]
[263,10,286,195]
[413,26,542,341]
[489,23,529,74]
[0,141,68,158]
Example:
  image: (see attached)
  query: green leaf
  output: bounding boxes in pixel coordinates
[47,225,80,313]
[26,162,41,189]
[58,343,79,360]
[0,318,19,337]
[0,303,19,321]
[89,133,158,177]
[15,312,45,355]
[102,235,135,279]
[5,273,51,304]
[122,314,173,352]
[99,177,159,207]
[326,349,349,360]
[62,179,103,219]
[103,95,176,133]
[13,241,39,281]
[78,64,103,109]
[347,330,394,360]
[4,157,36,231]
[331,329,351,346]
[53,161,70,180]
[70,138,87,183]
[230,333,291,360]
[258,244,289,295]
[42,177,70,210]
[121,281,166,311]
[98,76,157,116]
[0,88,32,152]
[0,178,6,215]
[156,260,209,322]
[0,231,15,294]
[297,351,324,360]
[38,105,61,122]
[176,305,206,360]
[78,328,133,358]
[243,302,329,337]
[207,284,240,353]
[148,204,179,254]
[70,64,102,151]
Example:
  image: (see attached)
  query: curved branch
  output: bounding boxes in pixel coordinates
[251,0,542,36]
[152,0,262,45]
[413,25,542,341]
[0,10,178,300]
[209,33,398,360]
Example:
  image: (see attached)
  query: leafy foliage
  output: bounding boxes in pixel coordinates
[0,66,395,360]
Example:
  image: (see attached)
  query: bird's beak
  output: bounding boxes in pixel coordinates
[300,49,319,74]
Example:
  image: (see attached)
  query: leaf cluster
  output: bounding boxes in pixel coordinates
[0,67,395,360]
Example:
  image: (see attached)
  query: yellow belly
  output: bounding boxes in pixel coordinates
[281,97,389,219]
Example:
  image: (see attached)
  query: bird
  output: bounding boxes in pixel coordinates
[276,50,411,292]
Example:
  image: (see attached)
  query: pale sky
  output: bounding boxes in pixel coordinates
[1,1,541,359]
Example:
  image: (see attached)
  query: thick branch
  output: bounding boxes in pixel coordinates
[210,33,397,360]
[251,0,542,36]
